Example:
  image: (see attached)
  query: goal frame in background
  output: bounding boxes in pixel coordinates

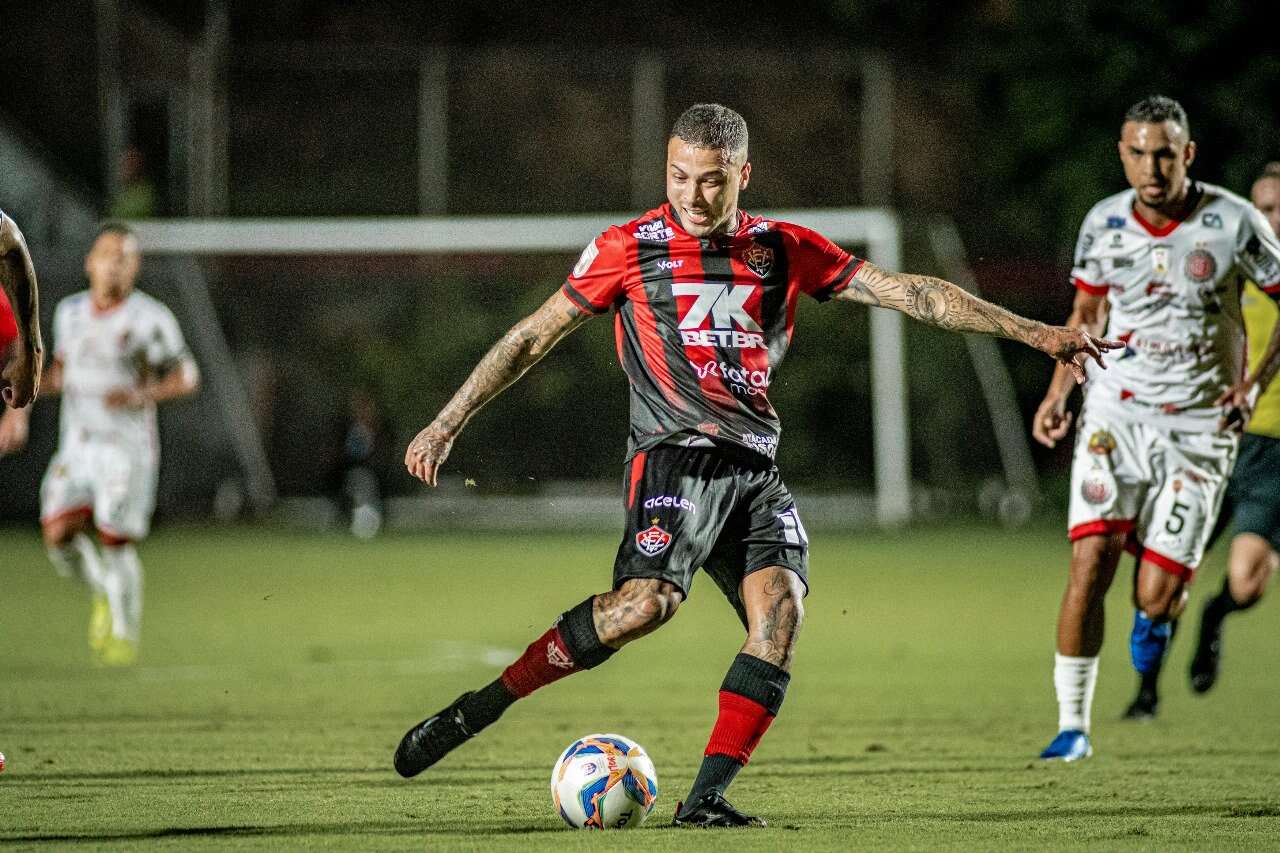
[130,209,911,525]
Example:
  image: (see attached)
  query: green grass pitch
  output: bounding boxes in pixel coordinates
[2,522,1279,850]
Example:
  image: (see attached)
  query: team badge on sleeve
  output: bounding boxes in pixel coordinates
[635,524,672,556]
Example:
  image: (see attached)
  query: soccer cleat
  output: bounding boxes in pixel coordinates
[96,636,138,667]
[1122,687,1159,721]
[673,791,766,828]
[1189,608,1224,694]
[393,692,476,778]
[88,595,112,653]
[1038,729,1092,761]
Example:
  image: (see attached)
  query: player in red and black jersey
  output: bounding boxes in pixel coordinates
[0,209,43,430]
[394,104,1119,826]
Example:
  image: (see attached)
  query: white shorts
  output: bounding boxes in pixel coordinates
[1067,408,1237,580]
[41,442,158,541]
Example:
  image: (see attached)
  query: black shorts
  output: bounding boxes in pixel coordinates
[611,442,809,627]
[1227,432,1280,552]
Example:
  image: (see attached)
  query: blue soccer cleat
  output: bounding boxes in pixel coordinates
[1129,610,1173,675]
[1039,729,1092,761]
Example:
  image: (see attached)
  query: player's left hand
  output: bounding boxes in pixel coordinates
[0,406,30,455]
[1215,381,1255,433]
[1039,327,1125,384]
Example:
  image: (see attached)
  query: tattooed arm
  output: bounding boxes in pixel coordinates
[1031,290,1109,447]
[405,289,591,485]
[0,212,43,408]
[837,261,1120,387]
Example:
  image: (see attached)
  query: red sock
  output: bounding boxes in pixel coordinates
[704,690,775,764]
[499,626,579,698]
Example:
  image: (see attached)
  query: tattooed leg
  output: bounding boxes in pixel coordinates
[740,566,805,671]
[592,578,684,648]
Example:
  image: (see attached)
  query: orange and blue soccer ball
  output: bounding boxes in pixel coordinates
[550,733,658,829]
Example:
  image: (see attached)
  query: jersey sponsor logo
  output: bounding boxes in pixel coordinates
[1184,248,1217,283]
[634,220,675,242]
[742,243,774,278]
[657,259,684,271]
[674,282,765,348]
[692,360,772,396]
[1106,216,1126,229]
[573,240,601,278]
[747,220,771,234]
[1202,212,1223,229]
[643,495,696,512]
[1151,245,1171,278]
[696,421,721,437]
[1111,257,1134,269]
[635,524,673,556]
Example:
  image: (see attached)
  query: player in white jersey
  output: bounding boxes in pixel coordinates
[2,222,200,664]
[1032,97,1280,759]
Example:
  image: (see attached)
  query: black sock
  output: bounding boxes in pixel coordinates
[685,755,744,806]
[1205,578,1248,624]
[458,678,517,733]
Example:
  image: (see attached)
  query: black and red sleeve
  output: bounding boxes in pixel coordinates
[561,228,627,314]
[787,225,866,302]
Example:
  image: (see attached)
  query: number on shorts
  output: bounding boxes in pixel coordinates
[1165,500,1190,535]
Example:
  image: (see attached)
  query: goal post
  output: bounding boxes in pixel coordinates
[129,208,912,525]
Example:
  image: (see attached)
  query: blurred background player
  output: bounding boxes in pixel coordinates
[393,103,1116,826]
[0,208,43,414]
[1184,162,1280,694]
[1032,97,1280,757]
[2,222,200,665]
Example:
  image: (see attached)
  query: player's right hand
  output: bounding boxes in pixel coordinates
[1032,395,1073,448]
[405,423,455,487]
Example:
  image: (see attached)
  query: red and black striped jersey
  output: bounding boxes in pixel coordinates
[561,202,864,461]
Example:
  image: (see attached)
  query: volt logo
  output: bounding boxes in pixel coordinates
[673,283,762,331]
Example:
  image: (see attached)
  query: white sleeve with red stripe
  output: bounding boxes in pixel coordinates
[1237,204,1280,297]
[1069,204,1108,295]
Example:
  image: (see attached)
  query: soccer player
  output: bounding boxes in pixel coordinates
[0,208,43,415]
[394,103,1117,825]
[1,222,200,665]
[1032,97,1280,757]
[1185,162,1280,693]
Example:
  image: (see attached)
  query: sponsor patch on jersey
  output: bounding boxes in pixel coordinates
[747,220,771,234]
[1081,471,1113,505]
[1184,248,1217,283]
[742,243,774,278]
[1106,216,1126,229]
[1087,430,1116,456]
[634,220,675,242]
[635,524,672,556]
[1152,245,1171,278]
[1202,212,1223,229]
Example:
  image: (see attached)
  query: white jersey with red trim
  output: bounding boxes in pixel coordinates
[1071,182,1280,432]
[52,290,190,458]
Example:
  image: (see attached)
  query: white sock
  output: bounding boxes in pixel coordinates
[1054,653,1099,733]
[47,533,108,596]
[100,544,144,642]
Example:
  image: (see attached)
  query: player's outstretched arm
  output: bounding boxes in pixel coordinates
[405,289,591,486]
[1031,290,1109,448]
[0,213,44,408]
[838,261,1121,387]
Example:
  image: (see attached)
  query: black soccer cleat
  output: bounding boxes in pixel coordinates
[673,791,766,828]
[393,692,476,778]
[1190,611,1224,694]
[1122,687,1159,721]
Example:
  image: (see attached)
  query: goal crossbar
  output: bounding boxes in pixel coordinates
[129,209,911,525]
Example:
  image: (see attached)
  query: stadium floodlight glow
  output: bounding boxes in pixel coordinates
[129,210,910,525]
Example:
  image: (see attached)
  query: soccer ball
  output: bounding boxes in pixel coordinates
[550,733,658,829]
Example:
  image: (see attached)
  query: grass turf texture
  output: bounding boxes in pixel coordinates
[1,523,1278,851]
